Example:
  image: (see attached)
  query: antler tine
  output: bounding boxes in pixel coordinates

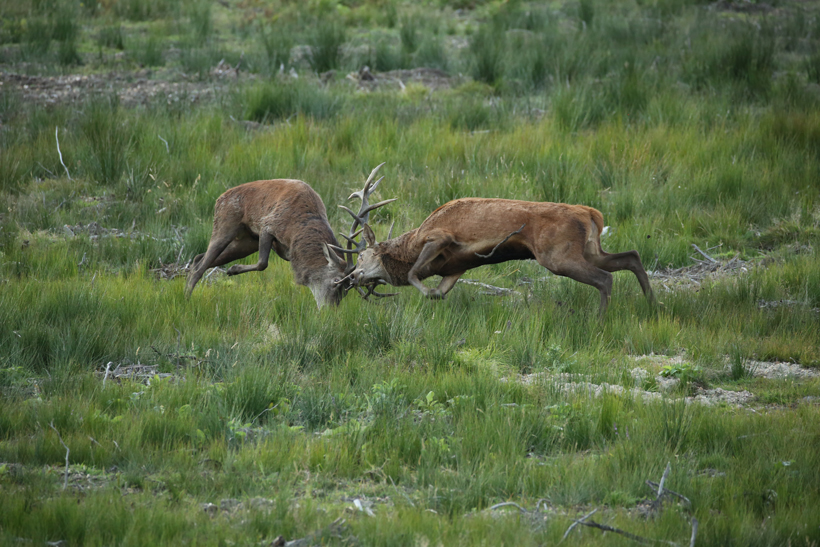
[337,162,391,273]
[387,220,395,240]
[338,228,364,245]
[361,198,397,217]
[364,162,386,188]
[359,283,398,299]
[371,288,399,298]
[347,176,384,202]
[339,205,366,229]
[327,243,359,256]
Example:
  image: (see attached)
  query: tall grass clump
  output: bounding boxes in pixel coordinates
[259,23,293,74]
[683,18,775,98]
[21,17,53,60]
[129,34,165,67]
[308,19,346,73]
[367,33,403,71]
[113,0,183,21]
[187,0,213,46]
[243,80,340,122]
[79,98,133,185]
[96,24,125,51]
[468,24,506,87]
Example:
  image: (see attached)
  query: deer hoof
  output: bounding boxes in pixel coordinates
[427,290,444,300]
[226,265,241,276]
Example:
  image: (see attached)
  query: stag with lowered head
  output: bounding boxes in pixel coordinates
[185,164,391,309]
[350,198,654,316]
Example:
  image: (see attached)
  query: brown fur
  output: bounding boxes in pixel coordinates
[186,179,349,308]
[353,198,654,316]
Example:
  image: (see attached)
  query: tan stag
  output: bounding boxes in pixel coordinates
[350,198,655,316]
[185,164,391,308]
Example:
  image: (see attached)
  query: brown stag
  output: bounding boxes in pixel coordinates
[350,198,654,316]
[185,165,391,308]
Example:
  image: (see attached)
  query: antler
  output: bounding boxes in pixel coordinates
[328,163,396,289]
[339,162,397,241]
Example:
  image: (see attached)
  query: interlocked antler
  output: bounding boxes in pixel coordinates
[328,163,396,293]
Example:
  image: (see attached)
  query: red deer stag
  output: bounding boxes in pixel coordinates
[185,164,391,308]
[350,198,654,316]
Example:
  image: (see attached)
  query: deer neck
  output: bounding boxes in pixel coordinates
[287,219,341,287]
[376,230,418,286]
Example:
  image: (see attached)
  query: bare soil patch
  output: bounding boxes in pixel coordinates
[0,69,239,108]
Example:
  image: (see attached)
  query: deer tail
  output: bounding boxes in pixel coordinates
[588,208,604,237]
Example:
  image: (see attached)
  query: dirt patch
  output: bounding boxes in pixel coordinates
[516,354,818,408]
[709,0,775,14]
[744,360,820,380]
[631,353,820,381]
[346,66,456,92]
[1,67,242,108]
[519,374,756,407]
[648,253,752,291]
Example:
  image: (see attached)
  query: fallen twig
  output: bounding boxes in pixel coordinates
[388,475,415,507]
[691,244,716,263]
[284,517,348,547]
[573,518,675,545]
[102,362,112,389]
[657,462,671,498]
[646,480,691,506]
[487,501,528,513]
[560,508,597,543]
[55,126,71,180]
[476,224,526,258]
[48,421,70,490]
[689,518,698,547]
[458,279,520,297]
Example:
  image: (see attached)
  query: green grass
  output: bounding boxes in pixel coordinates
[1,0,820,545]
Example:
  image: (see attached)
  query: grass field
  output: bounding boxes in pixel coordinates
[1,0,820,545]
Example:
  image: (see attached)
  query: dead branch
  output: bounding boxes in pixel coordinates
[457,279,520,297]
[646,480,691,506]
[284,518,347,547]
[55,126,71,180]
[691,244,716,263]
[650,462,676,513]
[487,501,528,513]
[388,475,415,507]
[689,518,698,547]
[573,518,676,546]
[475,224,526,258]
[657,462,671,498]
[560,508,598,543]
[48,420,70,490]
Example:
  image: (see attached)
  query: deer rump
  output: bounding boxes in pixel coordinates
[356,198,654,315]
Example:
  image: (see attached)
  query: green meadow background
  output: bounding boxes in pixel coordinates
[1,0,819,545]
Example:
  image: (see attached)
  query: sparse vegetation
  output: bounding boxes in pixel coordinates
[1,0,820,546]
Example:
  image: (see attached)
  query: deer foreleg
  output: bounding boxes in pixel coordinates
[408,237,452,299]
[226,231,275,276]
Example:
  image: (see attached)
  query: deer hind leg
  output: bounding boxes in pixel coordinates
[536,249,613,317]
[186,225,247,297]
[585,245,654,303]
[435,272,464,298]
[408,236,454,299]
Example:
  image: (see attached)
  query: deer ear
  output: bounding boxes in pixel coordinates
[323,243,346,268]
[363,224,377,246]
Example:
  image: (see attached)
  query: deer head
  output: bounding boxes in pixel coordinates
[327,163,397,298]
